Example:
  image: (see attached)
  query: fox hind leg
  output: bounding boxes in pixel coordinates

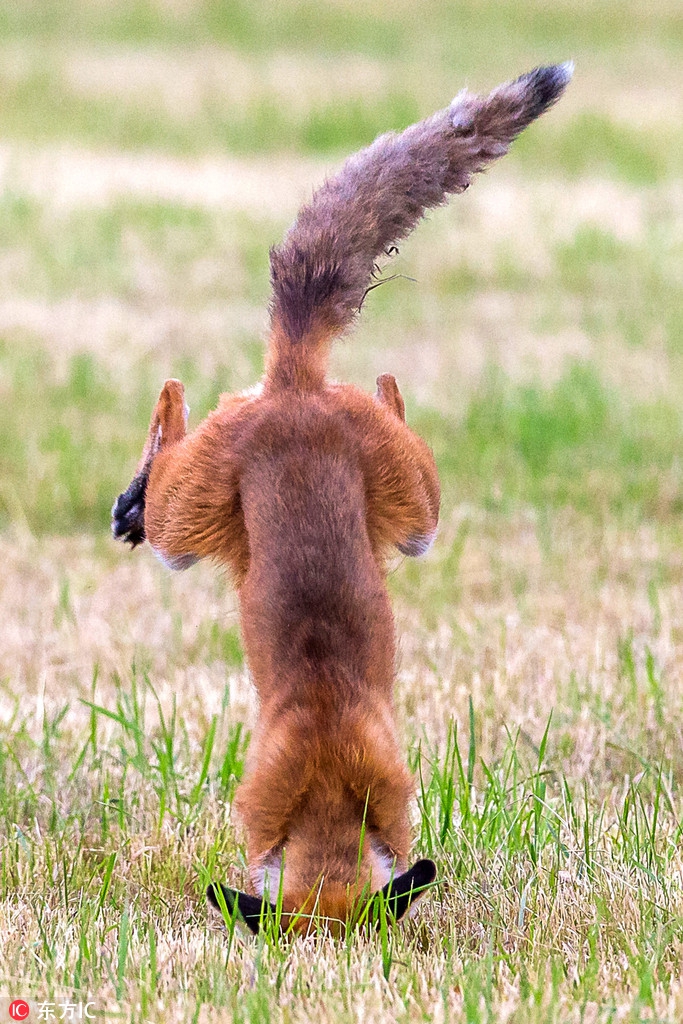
[375,373,405,422]
[375,374,437,552]
[340,384,440,557]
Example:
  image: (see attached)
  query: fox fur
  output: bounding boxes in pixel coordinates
[113,63,572,932]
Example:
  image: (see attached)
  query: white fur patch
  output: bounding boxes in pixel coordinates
[371,840,399,889]
[397,528,437,557]
[151,546,198,572]
[253,850,283,899]
[240,382,264,399]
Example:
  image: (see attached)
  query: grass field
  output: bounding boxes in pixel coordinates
[1,0,683,1020]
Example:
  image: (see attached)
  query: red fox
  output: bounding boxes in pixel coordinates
[113,63,572,934]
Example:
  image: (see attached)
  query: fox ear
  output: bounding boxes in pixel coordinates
[374,858,437,922]
[206,882,276,935]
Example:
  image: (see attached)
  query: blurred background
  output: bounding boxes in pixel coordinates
[0,0,680,537]
[2,4,683,1009]
[1,0,683,777]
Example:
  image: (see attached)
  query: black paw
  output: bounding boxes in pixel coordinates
[112,473,148,547]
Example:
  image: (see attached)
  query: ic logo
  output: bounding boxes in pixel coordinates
[8,1001,30,1021]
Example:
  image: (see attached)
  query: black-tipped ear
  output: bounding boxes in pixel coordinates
[207,882,276,935]
[375,858,437,922]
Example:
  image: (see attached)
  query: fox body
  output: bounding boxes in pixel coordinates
[113,63,572,932]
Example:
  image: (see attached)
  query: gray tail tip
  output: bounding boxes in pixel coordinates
[518,61,574,116]
[550,60,575,88]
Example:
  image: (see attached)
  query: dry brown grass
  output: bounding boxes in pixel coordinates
[3,510,683,1019]
[4,505,683,815]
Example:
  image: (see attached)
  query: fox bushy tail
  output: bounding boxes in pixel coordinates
[266,63,573,390]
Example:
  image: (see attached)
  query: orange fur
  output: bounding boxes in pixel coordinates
[112,63,572,930]
[141,374,438,925]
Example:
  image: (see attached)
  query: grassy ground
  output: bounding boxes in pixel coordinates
[1,0,683,1020]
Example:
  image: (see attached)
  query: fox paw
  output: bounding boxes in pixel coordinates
[112,472,148,547]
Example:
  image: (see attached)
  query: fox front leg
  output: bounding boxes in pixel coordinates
[112,379,188,547]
